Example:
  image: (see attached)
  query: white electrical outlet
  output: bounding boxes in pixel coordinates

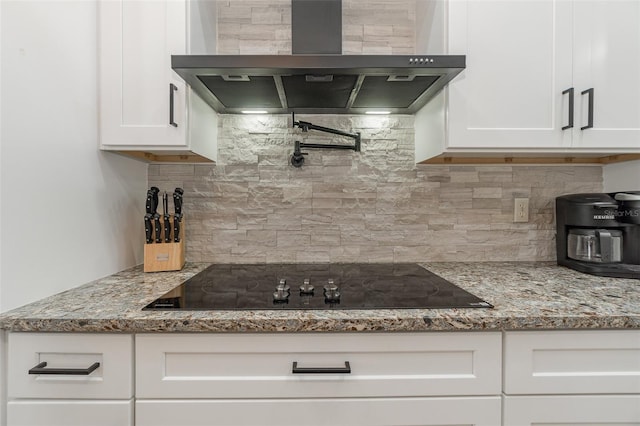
[514,198,529,222]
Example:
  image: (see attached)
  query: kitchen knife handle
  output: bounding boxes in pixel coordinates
[173,193,183,216]
[174,215,181,243]
[29,361,100,376]
[169,83,178,127]
[154,215,162,243]
[292,361,351,374]
[164,216,172,243]
[145,191,154,215]
[562,87,574,130]
[150,187,159,214]
[144,214,153,243]
[581,88,594,130]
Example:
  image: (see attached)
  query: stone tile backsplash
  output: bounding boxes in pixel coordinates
[152,0,604,263]
[149,115,603,263]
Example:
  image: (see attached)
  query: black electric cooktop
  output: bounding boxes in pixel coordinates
[144,264,492,311]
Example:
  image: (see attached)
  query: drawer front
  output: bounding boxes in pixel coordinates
[137,397,502,426]
[7,399,133,426]
[136,332,502,398]
[504,330,640,395]
[503,395,640,425]
[8,333,133,399]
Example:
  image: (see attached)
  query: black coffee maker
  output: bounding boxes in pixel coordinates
[556,192,640,279]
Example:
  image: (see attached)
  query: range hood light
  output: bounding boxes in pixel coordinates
[365,111,391,115]
[241,110,268,114]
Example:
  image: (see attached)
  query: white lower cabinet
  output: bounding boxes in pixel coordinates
[135,332,503,426]
[504,330,640,395]
[4,330,640,425]
[137,397,502,426]
[503,395,640,426]
[6,333,134,426]
[7,400,133,426]
[503,330,640,426]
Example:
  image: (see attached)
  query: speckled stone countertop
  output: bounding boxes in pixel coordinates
[0,262,638,333]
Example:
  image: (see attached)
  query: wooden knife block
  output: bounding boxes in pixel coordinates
[144,217,185,273]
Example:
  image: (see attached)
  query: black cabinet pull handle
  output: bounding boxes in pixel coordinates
[562,87,574,130]
[292,361,351,374]
[28,362,100,376]
[169,83,178,128]
[581,88,594,130]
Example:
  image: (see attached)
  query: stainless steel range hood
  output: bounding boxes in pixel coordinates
[172,55,465,114]
[172,0,465,115]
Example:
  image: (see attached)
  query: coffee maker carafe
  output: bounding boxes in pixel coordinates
[556,192,640,279]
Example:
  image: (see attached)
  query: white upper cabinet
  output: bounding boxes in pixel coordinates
[98,0,217,162]
[447,0,573,149]
[572,0,640,149]
[422,0,640,158]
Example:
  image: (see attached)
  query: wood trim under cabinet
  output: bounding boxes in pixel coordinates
[419,154,640,165]
[113,151,215,164]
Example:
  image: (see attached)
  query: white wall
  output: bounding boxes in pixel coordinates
[603,160,640,192]
[0,0,147,312]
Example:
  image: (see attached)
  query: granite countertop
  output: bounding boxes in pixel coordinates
[0,262,638,333]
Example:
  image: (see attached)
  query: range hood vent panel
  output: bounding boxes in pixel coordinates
[283,75,357,108]
[352,76,440,108]
[173,55,466,114]
[198,75,282,109]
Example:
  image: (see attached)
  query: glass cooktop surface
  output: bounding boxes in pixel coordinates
[144,263,493,311]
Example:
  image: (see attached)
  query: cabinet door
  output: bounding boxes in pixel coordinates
[572,0,640,149]
[7,400,133,426]
[137,397,502,426]
[503,395,640,425]
[447,0,573,149]
[99,0,187,148]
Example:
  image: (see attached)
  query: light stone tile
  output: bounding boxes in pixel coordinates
[364,246,395,262]
[343,41,364,54]
[296,250,331,263]
[266,251,297,263]
[311,231,341,246]
[203,216,238,230]
[450,171,480,183]
[276,231,310,247]
[473,187,503,198]
[363,25,393,36]
[329,246,361,262]
[242,230,277,247]
[472,199,502,210]
[209,230,246,247]
[250,9,283,24]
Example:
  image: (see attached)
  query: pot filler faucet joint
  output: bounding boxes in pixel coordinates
[290,112,361,168]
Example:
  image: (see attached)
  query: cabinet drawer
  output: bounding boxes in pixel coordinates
[504,330,640,395]
[137,397,501,426]
[7,399,133,426]
[503,395,640,425]
[8,333,133,399]
[136,332,502,398]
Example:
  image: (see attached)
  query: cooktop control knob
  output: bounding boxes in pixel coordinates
[273,279,290,303]
[323,279,340,303]
[299,278,314,294]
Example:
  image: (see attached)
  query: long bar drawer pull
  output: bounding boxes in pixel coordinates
[28,362,100,376]
[292,361,351,374]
